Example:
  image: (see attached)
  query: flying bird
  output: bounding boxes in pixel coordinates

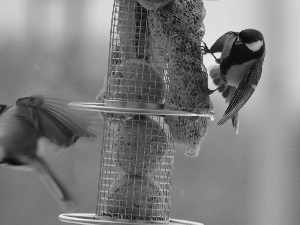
[0,95,96,211]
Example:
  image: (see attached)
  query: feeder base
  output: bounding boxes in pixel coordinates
[59,213,204,225]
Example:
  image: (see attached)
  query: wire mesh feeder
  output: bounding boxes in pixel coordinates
[97,114,173,221]
[60,0,212,225]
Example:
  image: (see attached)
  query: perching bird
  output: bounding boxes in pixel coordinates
[0,95,96,211]
[202,29,265,134]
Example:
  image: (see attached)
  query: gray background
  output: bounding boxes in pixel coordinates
[0,1,299,225]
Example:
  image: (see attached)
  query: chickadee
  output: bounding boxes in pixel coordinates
[0,95,96,211]
[202,29,265,134]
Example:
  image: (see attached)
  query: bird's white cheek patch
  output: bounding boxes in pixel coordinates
[246,40,264,52]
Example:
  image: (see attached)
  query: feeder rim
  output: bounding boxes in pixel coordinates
[68,102,214,120]
[59,213,204,225]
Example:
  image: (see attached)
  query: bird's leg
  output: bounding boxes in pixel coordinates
[201,41,210,54]
[201,41,221,64]
[207,83,226,95]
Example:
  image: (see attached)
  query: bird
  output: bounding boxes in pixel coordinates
[202,28,265,134]
[0,95,96,211]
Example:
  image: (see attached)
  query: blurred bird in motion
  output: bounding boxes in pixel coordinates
[0,95,97,211]
[202,29,265,134]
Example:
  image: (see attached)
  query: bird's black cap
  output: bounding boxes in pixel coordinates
[239,29,264,43]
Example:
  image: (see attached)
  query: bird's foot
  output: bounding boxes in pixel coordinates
[201,41,221,64]
[207,88,217,95]
[201,41,211,55]
[207,83,226,95]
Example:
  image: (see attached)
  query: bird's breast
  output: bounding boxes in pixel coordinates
[0,107,38,152]
[223,60,256,87]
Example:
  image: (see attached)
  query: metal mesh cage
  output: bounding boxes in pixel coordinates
[62,0,214,224]
[92,0,210,223]
[98,0,167,105]
[95,1,175,221]
[96,114,174,221]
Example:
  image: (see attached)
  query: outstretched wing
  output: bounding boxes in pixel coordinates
[210,31,238,54]
[217,58,264,126]
[16,95,96,147]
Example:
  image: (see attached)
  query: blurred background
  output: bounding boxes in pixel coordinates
[0,0,299,225]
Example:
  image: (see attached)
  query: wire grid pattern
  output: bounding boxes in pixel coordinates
[96,0,176,221]
[96,114,175,221]
[104,0,167,104]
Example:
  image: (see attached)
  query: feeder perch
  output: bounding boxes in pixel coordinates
[61,0,213,224]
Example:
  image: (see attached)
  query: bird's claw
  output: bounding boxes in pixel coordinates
[201,41,211,55]
[201,41,221,64]
[206,83,226,95]
[207,88,217,95]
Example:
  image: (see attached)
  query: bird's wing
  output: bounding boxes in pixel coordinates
[16,95,96,147]
[29,156,77,212]
[217,58,264,126]
[210,31,238,54]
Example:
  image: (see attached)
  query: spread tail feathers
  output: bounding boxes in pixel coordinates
[208,65,223,86]
[208,65,236,103]
[208,66,239,133]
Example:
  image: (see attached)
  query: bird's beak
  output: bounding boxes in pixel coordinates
[235,37,243,45]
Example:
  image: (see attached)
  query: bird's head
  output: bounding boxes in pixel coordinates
[235,29,264,52]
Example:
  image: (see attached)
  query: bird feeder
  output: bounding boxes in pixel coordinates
[60,0,214,224]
